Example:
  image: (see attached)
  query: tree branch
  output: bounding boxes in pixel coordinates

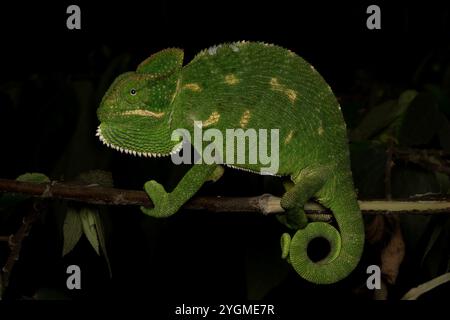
[0,178,449,215]
[1,202,43,289]
[394,148,450,175]
[401,272,450,300]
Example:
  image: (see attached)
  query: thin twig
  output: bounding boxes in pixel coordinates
[394,148,450,175]
[401,272,450,300]
[394,148,450,158]
[1,202,43,289]
[0,178,449,215]
[374,141,394,300]
[385,141,395,201]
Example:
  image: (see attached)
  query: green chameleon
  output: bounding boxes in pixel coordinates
[96,42,364,284]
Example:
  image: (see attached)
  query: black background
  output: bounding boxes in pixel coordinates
[1,1,448,85]
[0,0,449,304]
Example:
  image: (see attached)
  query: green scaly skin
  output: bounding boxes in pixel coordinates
[96,42,364,284]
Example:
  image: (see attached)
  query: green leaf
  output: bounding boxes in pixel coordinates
[350,90,419,143]
[425,84,450,118]
[398,90,419,111]
[421,222,444,267]
[398,92,442,147]
[94,210,112,277]
[375,90,419,143]
[16,172,50,183]
[62,207,83,256]
[66,204,111,276]
[350,99,398,141]
[0,172,50,216]
[420,217,450,279]
[80,207,100,255]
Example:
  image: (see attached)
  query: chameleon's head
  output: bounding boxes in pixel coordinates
[96,48,184,157]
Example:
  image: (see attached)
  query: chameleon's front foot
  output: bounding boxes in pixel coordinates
[141,180,178,218]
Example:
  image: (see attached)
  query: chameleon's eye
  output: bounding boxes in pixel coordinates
[130,88,137,96]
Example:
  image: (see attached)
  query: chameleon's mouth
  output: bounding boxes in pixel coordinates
[96,125,183,158]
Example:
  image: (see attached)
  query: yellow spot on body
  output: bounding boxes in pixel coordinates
[203,111,220,127]
[121,109,165,118]
[224,74,239,85]
[285,89,297,103]
[239,110,251,128]
[318,126,324,136]
[270,78,298,103]
[183,83,202,92]
[270,77,281,90]
[284,130,294,144]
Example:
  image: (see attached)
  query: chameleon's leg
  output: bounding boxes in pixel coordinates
[141,163,219,218]
[278,172,325,230]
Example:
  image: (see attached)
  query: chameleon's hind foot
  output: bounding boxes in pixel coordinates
[277,206,308,230]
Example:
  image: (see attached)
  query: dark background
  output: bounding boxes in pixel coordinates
[1,1,448,84]
[0,1,449,302]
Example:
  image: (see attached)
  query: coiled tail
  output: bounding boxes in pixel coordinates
[283,173,365,284]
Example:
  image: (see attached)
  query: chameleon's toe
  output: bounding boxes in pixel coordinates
[278,207,308,230]
[144,180,168,200]
[207,165,224,183]
[276,214,288,227]
[141,180,173,218]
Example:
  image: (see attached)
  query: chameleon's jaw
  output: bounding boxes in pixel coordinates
[96,125,182,158]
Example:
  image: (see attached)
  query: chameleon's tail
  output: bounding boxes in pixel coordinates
[283,173,364,284]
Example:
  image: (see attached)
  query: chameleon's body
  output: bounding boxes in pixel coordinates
[96,42,364,284]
